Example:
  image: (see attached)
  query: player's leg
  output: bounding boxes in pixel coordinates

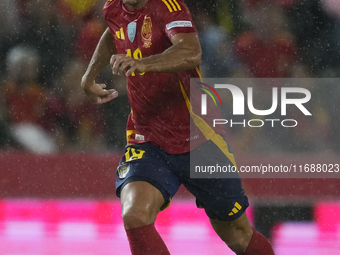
[185,135,274,255]
[115,142,181,255]
[210,213,274,255]
[121,181,170,255]
[185,180,274,255]
[209,212,253,253]
[121,181,164,229]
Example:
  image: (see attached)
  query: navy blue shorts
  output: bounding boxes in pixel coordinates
[115,135,249,221]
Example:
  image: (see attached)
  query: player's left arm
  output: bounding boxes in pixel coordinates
[111,32,202,76]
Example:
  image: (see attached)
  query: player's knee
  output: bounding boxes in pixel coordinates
[122,206,157,229]
[222,226,253,253]
[211,216,253,254]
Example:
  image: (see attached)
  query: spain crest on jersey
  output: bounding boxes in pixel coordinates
[141,15,152,48]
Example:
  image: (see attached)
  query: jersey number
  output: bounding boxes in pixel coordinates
[126,48,145,76]
[125,147,145,162]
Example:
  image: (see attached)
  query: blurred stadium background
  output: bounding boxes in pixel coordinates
[0,0,340,254]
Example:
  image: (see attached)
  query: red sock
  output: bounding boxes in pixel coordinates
[240,227,275,255]
[125,223,170,255]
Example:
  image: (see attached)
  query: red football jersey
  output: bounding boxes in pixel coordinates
[103,0,225,154]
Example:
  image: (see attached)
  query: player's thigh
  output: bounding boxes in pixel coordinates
[120,181,165,228]
[116,142,181,227]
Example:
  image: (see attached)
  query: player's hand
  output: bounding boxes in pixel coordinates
[110,54,145,77]
[81,77,118,104]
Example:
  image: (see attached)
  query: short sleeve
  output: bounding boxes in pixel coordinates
[158,0,197,38]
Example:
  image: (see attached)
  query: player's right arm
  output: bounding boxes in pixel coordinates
[81,27,118,104]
